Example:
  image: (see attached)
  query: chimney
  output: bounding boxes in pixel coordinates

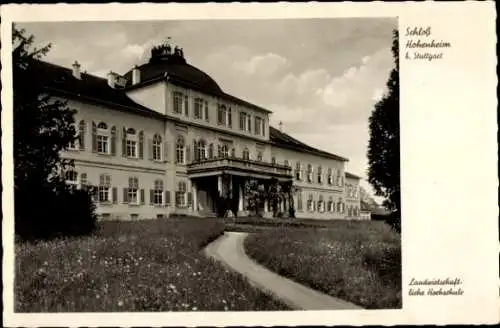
[72,60,81,80]
[107,71,116,88]
[132,65,141,85]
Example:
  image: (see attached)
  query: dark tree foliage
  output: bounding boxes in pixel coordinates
[367,29,400,232]
[13,25,97,241]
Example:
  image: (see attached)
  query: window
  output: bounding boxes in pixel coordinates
[239,112,247,130]
[254,116,262,135]
[295,162,302,180]
[297,191,303,211]
[176,136,185,164]
[328,197,334,212]
[78,120,86,150]
[328,168,333,185]
[217,104,227,125]
[126,128,137,158]
[127,177,139,204]
[231,148,236,158]
[318,195,325,212]
[257,151,263,161]
[271,156,276,165]
[173,92,183,114]
[96,122,109,154]
[227,107,232,128]
[68,123,77,149]
[307,164,313,182]
[194,98,203,119]
[153,179,164,205]
[204,101,209,122]
[208,143,214,159]
[247,114,252,132]
[195,139,206,162]
[317,166,323,184]
[176,181,187,207]
[80,173,88,187]
[65,170,78,185]
[220,144,229,158]
[152,134,162,161]
[242,147,250,160]
[99,174,111,202]
[307,194,314,212]
[284,160,289,167]
[184,95,189,116]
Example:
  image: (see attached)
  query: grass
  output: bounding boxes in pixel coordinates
[244,219,402,309]
[15,217,289,312]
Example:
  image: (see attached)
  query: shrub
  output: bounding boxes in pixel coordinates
[15,182,97,241]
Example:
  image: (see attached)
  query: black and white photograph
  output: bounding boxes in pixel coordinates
[1,2,497,327]
[11,17,401,312]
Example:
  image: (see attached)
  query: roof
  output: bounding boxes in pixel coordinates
[345,172,362,180]
[29,60,162,118]
[123,53,272,114]
[269,126,348,162]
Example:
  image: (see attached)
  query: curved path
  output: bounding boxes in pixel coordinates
[204,231,363,310]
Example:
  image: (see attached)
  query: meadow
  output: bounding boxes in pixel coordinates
[15,218,289,312]
[243,219,402,309]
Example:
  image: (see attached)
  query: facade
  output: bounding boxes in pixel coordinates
[34,42,362,220]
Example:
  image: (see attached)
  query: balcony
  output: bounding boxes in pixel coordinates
[187,157,293,180]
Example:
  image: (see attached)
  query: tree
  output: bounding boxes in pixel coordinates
[13,25,97,240]
[367,29,400,230]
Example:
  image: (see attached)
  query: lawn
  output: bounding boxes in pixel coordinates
[244,219,402,309]
[15,217,289,312]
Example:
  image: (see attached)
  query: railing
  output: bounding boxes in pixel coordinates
[187,157,293,177]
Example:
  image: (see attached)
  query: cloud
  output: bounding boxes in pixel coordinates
[233,53,289,78]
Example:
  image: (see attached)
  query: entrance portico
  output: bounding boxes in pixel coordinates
[187,157,293,217]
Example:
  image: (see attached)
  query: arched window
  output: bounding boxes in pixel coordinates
[176,181,187,207]
[242,147,250,160]
[153,134,162,161]
[153,179,164,205]
[271,156,276,165]
[176,136,185,164]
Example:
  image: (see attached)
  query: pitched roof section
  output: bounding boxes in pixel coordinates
[269,126,348,162]
[345,172,362,180]
[29,60,163,118]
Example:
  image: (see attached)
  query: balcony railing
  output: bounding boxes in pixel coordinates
[187,157,293,177]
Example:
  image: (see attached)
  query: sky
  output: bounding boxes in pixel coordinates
[19,18,397,202]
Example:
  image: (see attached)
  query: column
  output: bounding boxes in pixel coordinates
[217,175,222,196]
[238,184,244,211]
[192,182,198,212]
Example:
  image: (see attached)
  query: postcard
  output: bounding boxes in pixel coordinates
[1,2,498,326]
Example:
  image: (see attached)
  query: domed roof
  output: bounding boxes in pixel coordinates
[123,44,223,94]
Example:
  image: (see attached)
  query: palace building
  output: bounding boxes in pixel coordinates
[32,42,362,220]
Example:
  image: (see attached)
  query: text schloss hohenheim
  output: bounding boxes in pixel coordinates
[405,26,451,62]
[409,277,464,297]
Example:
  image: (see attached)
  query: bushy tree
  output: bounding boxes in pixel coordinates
[13,25,97,240]
[367,29,400,231]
